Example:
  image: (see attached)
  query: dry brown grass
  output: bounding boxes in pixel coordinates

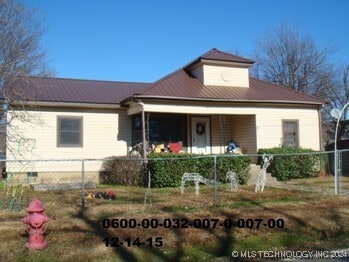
[286,175,349,189]
[0,183,348,262]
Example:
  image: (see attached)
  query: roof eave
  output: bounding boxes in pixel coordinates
[10,100,122,109]
[120,95,137,105]
[185,58,254,72]
[132,95,324,106]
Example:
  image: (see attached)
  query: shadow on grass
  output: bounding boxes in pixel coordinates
[74,207,138,262]
[73,205,240,262]
[72,188,348,262]
[233,195,348,248]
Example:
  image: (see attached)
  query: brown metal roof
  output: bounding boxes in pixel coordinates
[132,49,323,106]
[134,69,324,105]
[198,48,254,64]
[8,76,150,105]
[7,49,325,107]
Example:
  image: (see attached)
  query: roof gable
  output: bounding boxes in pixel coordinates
[199,48,254,64]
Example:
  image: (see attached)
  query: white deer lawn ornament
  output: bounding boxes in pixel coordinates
[226,171,238,191]
[255,154,273,192]
[180,173,209,195]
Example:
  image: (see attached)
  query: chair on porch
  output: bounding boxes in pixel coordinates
[168,141,182,153]
[151,143,166,153]
[226,140,243,155]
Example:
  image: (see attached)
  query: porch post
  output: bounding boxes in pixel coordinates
[334,102,349,195]
[219,115,226,153]
[139,102,147,157]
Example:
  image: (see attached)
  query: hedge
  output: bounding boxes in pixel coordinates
[100,157,144,186]
[146,153,251,188]
[257,147,327,181]
[100,153,252,188]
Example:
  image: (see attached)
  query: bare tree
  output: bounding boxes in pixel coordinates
[0,0,52,158]
[321,65,349,111]
[251,25,349,143]
[252,25,337,97]
[0,0,51,84]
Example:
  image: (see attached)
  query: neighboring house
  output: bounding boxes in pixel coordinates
[5,49,324,182]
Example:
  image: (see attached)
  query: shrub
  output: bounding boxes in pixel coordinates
[257,147,326,181]
[100,154,252,188]
[100,157,144,186]
[147,153,251,187]
[216,155,251,185]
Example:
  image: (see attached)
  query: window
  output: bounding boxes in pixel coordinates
[282,120,299,147]
[148,114,186,144]
[131,113,187,147]
[57,117,83,147]
[131,114,143,145]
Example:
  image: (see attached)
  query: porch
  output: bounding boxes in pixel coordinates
[130,112,257,155]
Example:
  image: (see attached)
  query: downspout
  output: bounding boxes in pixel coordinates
[138,102,147,158]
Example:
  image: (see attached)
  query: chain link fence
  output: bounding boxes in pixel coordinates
[0,150,348,212]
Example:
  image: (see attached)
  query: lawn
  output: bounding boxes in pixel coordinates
[285,175,349,190]
[0,181,348,261]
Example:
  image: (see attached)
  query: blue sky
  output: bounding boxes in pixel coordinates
[23,0,349,83]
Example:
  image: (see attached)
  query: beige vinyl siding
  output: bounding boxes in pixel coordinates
[190,64,249,87]
[211,115,257,154]
[138,103,264,115]
[203,64,249,87]
[6,108,131,173]
[134,103,321,151]
[211,115,234,154]
[231,115,257,154]
[255,108,320,150]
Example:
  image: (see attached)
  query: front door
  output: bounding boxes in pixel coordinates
[191,117,211,154]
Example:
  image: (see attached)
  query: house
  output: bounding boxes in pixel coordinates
[4,49,324,183]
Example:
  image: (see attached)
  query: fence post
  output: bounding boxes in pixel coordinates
[338,150,342,195]
[334,151,338,195]
[81,159,85,209]
[143,158,151,207]
[213,155,217,206]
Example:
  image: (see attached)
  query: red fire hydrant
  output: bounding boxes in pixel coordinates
[22,198,51,249]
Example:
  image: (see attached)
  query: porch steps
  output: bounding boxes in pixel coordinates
[247,164,280,186]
